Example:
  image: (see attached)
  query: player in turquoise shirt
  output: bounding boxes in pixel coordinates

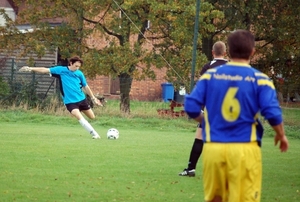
[184,30,289,202]
[19,56,102,139]
[49,66,87,104]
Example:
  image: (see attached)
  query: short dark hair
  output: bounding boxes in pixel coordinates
[69,56,83,65]
[227,30,255,60]
[212,41,226,57]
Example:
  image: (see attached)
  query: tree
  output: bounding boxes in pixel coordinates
[0,0,223,113]
[203,0,300,98]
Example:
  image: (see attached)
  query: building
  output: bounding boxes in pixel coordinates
[0,0,169,102]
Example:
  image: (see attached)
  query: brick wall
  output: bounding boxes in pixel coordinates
[87,67,168,101]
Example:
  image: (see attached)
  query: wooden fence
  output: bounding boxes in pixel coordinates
[0,52,59,99]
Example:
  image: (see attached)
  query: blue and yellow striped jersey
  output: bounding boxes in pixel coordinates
[184,62,282,143]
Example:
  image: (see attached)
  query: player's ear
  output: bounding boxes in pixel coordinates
[251,48,255,56]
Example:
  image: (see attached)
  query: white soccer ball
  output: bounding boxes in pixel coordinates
[106,128,119,139]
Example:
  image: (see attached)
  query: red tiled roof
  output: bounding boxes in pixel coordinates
[1,0,19,13]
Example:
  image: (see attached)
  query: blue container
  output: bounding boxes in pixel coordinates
[161,82,174,102]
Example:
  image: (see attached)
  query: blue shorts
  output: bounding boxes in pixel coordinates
[65,99,91,113]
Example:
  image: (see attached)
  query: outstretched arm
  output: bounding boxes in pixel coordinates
[19,66,50,74]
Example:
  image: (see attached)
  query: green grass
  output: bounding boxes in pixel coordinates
[0,122,200,202]
[0,102,300,201]
[262,139,300,202]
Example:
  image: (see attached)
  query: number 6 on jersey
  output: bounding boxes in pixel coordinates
[221,87,241,122]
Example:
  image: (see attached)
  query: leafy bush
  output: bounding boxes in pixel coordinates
[0,79,39,108]
[0,76,9,97]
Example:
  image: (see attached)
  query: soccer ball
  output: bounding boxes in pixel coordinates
[106,128,119,139]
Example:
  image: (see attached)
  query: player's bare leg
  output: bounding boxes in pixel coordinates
[195,126,203,139]
[71,109,100,139]
[209,195,222,202]
[82,109,96,119]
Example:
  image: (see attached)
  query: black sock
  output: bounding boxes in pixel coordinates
[187,139,203,170]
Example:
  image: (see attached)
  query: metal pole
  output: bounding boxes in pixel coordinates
[190,0,201,92]
[11,58,14,82]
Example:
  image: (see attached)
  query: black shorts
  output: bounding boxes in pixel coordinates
[65,99,91,113]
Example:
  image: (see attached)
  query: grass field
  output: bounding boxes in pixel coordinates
[0,102,300,201]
